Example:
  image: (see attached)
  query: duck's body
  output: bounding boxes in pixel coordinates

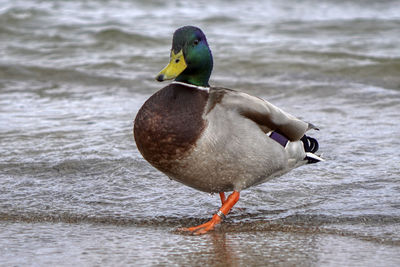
[133,26,323,234]
[135,82,312,193]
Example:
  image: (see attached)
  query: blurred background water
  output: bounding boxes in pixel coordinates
[1,0,400,266]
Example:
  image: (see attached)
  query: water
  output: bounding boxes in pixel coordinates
[1,0,400,265]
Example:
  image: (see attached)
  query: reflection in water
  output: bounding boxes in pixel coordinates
[208,232,239,267]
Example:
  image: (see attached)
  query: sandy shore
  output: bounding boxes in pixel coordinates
[1,222,399,266]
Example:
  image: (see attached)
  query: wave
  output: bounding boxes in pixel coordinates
[1,211,399,245]
[276,18,400,35]
[334,60,400,90]
[201,15,237,23]
[93,28,162,45]
[231,50,400,91]
[0,157,140,176]
[0,7,49,24]
[0,64,138,89]
[2,211,399,230]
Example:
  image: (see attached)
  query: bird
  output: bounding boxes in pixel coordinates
[133,25,323,235]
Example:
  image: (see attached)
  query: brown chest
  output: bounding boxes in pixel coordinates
[133,84,208,171]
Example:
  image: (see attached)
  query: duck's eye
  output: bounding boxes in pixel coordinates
[193,39,199,45]
[175,59,180,63]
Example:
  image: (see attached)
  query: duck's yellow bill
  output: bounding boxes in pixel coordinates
[155,50,187,81]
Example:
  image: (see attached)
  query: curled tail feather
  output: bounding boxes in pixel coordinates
[301,135,324,163]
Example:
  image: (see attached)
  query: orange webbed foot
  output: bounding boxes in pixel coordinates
[178,191,240,235]
[179,214,222,235]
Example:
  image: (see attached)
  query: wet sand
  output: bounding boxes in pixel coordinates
[1,221,399,266]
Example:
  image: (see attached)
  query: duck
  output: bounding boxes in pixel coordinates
[133,25,323,235]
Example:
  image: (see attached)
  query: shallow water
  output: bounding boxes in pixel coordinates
[1,222,400,266]
[1,0,400,266]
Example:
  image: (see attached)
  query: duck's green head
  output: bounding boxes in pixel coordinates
[155,26,213,87]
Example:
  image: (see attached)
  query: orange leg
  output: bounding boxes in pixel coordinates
[180,191,240,235]
[219,192,226,205]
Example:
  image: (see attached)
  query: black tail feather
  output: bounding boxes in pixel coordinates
[301,135,322,163]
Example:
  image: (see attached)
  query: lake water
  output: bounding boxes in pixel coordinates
[1,0,400,266]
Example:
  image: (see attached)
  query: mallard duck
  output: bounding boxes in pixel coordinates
[134,26,323,234]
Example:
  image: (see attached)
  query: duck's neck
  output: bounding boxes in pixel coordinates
[175,71,211,87]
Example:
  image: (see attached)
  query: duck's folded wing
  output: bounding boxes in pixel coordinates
[222,89,315,141]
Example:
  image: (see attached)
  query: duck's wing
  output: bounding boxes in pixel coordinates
[209,87,317,141]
